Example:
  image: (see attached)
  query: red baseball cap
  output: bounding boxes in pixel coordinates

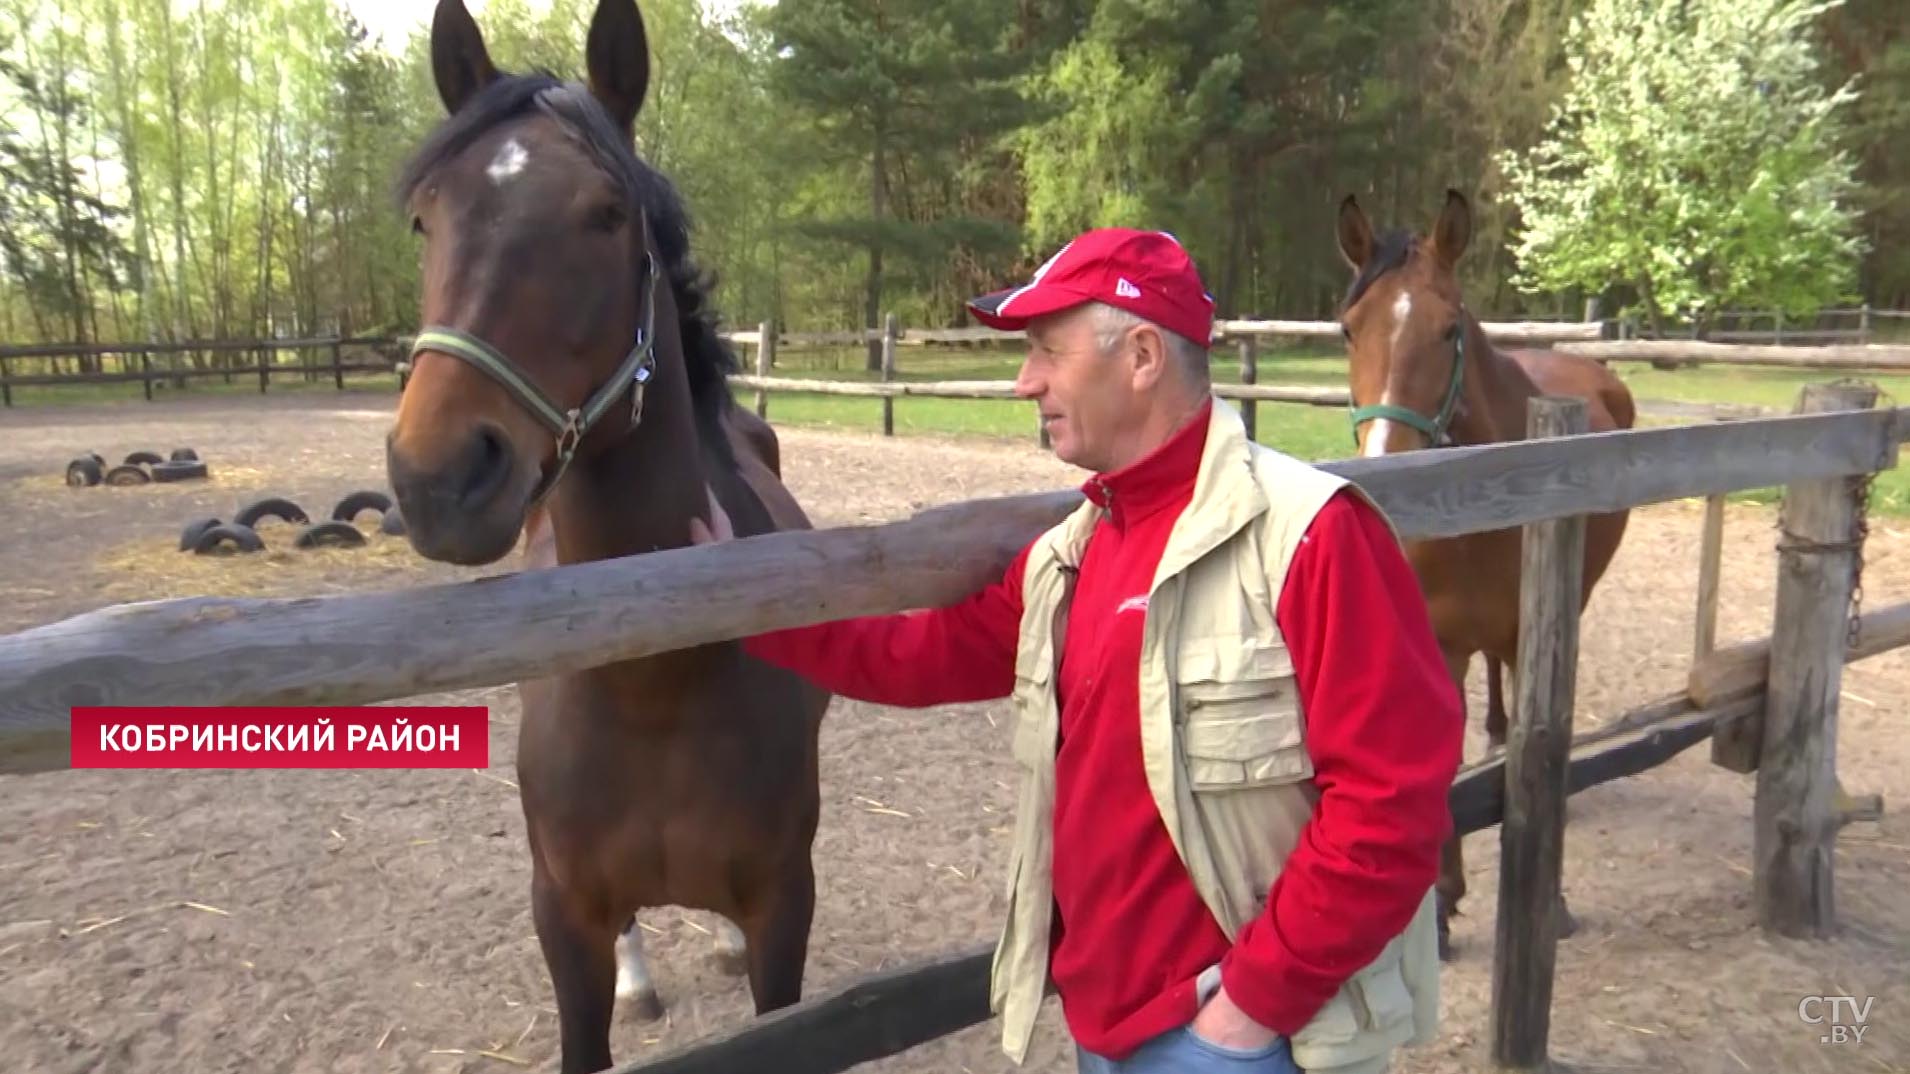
[967,228,1215,348]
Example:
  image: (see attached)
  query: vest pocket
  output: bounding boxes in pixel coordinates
[1175,638,1310,789]
[1179,706,1311,788]
[1289,944,1419,1070]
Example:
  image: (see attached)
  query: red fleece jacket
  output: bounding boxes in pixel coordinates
[743,407,1462,1058]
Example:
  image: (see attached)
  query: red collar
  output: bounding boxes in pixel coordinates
[1082,400,1211,529]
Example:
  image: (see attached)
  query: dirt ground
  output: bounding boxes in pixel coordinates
[0,392,1906,1074]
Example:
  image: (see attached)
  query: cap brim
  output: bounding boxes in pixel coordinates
[966,283,1091,331]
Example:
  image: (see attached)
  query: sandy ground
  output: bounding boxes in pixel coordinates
[0,392,1905,1074]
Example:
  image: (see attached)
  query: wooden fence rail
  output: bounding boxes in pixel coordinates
[2,402,1901,764]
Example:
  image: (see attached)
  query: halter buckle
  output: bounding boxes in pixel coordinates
[630,352,655,426]
[556,407,585,461]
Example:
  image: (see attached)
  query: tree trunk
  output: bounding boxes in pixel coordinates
[864,117,888,372]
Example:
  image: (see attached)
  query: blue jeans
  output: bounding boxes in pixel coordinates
[1076,1027,1301,1073]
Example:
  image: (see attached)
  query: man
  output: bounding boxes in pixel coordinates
[720,229,1463,1073]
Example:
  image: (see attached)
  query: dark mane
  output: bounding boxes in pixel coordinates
[396,71,739,471]
[1342,228,1416,311]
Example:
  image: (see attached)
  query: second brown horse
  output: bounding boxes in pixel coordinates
[1334,189,1635,959]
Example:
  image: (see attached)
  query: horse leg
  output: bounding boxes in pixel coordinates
[1485,654,1508,751]
[738,857,816,1013]
[1434,647,1475,962]
[532,869,619,1074]
[613,917,664,1022]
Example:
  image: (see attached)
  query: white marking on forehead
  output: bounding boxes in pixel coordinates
[1389,291,1413,351]
[1361,415,1398,458]
[487,137,529,185]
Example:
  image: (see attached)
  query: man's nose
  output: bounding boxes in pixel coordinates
[1013,359,1041,400]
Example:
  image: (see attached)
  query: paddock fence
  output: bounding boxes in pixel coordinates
[0,381,1901,1072]
[10,315,1910,431]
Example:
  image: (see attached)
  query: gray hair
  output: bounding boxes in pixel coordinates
[1089,302,1209,379]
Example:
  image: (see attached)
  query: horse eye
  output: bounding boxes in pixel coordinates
[411,215,425,236]
[1340,323,1352,342]
[590,204,627,234]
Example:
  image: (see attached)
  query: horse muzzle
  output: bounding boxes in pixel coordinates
[386,422,531,566]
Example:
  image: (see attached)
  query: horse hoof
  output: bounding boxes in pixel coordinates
[1557,897,1580,940]
[620,988,664,1023]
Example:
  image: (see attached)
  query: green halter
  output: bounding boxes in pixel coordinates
[1348,321,1466,448]
[409,249,660,507]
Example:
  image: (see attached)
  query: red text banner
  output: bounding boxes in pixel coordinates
[69,706,490,769]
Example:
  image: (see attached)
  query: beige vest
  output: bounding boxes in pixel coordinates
[989,400,1441,1073]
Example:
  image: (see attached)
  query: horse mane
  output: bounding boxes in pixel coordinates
[1342,228,1416,311]
[395,71,740,472]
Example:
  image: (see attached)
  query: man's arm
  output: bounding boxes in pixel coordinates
[1216,489,1465,1036]
[738,543,1031,709]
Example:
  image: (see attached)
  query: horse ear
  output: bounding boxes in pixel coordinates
[586,0,651,135]
[1432,188,1472,267]
[430,0,500,116]
[1337,194,1374,271]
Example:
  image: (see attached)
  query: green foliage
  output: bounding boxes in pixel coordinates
[2,0,1908,357]
[1499,0,1869,328]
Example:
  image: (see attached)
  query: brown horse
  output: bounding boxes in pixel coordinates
[385,1,831,1070]
[1334,189,1634,960]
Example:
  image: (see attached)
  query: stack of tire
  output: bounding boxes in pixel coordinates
[182,490,405,556]
[67,448,207,487]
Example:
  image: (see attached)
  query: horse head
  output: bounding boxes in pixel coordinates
[1334,188,1479,457]
[388,0,724,566]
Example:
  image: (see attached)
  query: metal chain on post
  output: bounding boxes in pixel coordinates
[1773,378,1888,652]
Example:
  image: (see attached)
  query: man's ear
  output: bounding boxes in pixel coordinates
[1127,322,1172,391]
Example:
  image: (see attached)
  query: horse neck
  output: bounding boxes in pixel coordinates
[1452,309,1545,445]
[545,353,714,567]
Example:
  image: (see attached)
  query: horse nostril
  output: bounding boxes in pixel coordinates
[458,424,513,510]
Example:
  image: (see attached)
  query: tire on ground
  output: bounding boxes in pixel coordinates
[66,457,103,487]
[296,521,368,550]
[179,517,223,551]
[380,507,406,536]
[105,464,151,486]
[331,489,394,523]
[235,496,308,528]
[151,460,209,483]
[124,451,165,466]
[192,523,265,556]
[169,447,200,462]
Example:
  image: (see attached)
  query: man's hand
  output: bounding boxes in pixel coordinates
[688,484,735,545]
[1189,984,1280,1052]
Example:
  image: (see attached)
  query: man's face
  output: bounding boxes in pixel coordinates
[1014,305,1140,472]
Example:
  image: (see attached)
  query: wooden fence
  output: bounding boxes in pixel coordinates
[0,381,1902,1072]
[12,318,1910,416]
[0,336,404,405]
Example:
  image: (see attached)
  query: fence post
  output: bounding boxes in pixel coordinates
[1238,336,1258,442]
[0,355,10,407]
[332,341,345,391]
[881,313,898,437]
[755,320,773,419]
[1711,384,1878,773]
[257,345,270,394]
[1693,491,1726,661]
[1490,394,1587,1073]
[1860,303,1872,344]
[1754,381,1878,937]
[142,353,154,402]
